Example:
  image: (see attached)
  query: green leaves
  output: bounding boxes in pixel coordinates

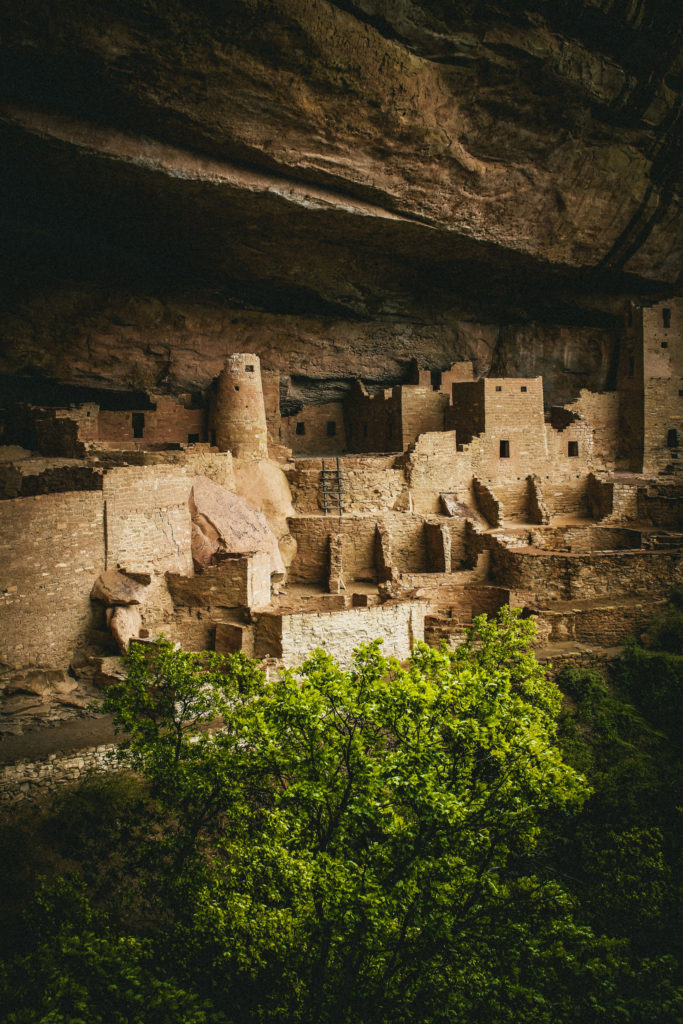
[9,608,670,1023]
[97,611,593,1021]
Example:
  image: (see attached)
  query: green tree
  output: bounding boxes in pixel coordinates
[94,610,594,1023]
[9,610,671,1022]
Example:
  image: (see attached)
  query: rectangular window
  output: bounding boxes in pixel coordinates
[245,364,254,372]
[499,439,510,458]
[521,385,527,392]
[663,307,671,328]
[326,421,336,437]
[495,385,502,392]
[568,441,579,457]
[667,428,679,448]
[628,356,635,378]
[296,421,305,435]
[661,342,668,349]
[132,412,145,438]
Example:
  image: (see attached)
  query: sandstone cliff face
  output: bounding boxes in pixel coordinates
[0,1,681,405]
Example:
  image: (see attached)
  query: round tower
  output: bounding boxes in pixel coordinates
[215,353,269,459]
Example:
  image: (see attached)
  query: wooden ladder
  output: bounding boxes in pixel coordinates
[321,457,343,517]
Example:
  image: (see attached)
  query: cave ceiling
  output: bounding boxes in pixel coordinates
[0,0,681,404]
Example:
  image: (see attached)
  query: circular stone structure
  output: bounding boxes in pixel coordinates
[215,353,269,459]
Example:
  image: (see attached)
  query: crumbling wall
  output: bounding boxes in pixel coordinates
[103,466,193,576]
[564,391,619,468]
[0,491,105,670]
[527,475,550,525]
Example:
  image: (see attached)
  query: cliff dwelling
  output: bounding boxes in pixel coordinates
[0,1,681,794]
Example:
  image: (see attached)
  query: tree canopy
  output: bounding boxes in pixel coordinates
[1,607,681,1023]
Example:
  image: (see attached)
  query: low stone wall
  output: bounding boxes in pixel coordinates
[490,542,683,600]
[535,599,664,645]
[255,599,426,667]
[525,525,643,551]
[0,744,120,806]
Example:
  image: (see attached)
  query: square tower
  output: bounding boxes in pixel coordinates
[618,299,683,474]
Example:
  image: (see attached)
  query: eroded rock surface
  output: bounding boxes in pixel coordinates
[190,475,286,579]
[0,1,680,409]
[91,570,150,606]
[107,605,142,654]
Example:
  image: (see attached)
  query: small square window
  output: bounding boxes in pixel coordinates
[245,364,254,372]
[234,385,240,391]
[521,385,527,392]
[495,385,502,392]
[296,421,305,435]
[661,342,668,349]
[499,439,510,458]
[663,307,671,328]
[568,441,579,457]
[326,421,336,437]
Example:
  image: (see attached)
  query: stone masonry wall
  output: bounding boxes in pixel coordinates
[0,491,105,670]
[399,388,449,449]
[565,391,620,469]
[166,552,271,612]
[256,600,426,668]
[489,544,683,600]
[98,400,205,447]
[641,300,683,475]
[281,401,346,456]
[286,456,406,515]
[287,514,433,584]
[103,466,193,576]
[0,745,119,806]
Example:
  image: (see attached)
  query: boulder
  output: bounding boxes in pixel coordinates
[107,605,142,653]
[190,475,285,579]
[91,570,150,606]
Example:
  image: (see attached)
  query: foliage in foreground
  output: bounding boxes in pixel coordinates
[0,607,681,1023]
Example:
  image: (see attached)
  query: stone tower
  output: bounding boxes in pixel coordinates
[618,299,682,474]
[215,353,269,459]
